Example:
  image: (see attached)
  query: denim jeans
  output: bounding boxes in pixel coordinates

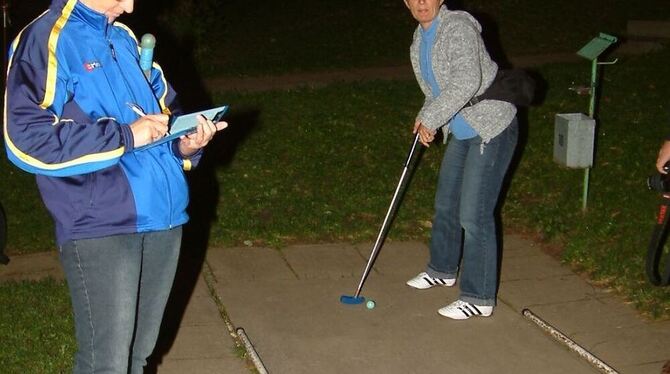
[59,227,182,374]
[426,118,518,306]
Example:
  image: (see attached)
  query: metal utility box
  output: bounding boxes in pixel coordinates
[553,113,595,168]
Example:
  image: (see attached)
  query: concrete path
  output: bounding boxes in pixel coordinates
[204,40,664,93]
[207,235,670,374]
[1,234,669,373]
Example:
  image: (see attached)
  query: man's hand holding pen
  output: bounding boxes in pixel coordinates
[129,115,169,147]
[127,103,169,147]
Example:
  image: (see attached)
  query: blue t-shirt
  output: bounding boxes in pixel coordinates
[419,18,477,140]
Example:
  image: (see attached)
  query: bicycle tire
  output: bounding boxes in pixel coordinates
[646,198,670,286]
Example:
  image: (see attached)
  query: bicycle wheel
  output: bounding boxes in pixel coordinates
[647,199,670,286]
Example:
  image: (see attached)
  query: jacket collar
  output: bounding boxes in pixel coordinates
[51,0,111,35]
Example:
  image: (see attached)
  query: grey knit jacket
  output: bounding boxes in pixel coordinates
[410,6,516,144]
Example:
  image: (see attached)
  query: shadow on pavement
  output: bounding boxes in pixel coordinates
[125,2,261,371]
[148,108,261,371]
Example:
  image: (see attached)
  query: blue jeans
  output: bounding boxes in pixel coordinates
[59,227,182,374]
[426,118,518,306]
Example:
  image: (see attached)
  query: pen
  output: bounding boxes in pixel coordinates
[126,102,146,117]
[127,102,172,138]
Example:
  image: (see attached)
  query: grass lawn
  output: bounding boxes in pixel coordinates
[0,280,74,373]
[505,52,670,318]
[150,0,670,77]
[7,1,670,77]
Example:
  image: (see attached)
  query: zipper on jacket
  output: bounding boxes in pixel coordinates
[108,39,140,108]
[108,37,176,228]
[109,42,117,61]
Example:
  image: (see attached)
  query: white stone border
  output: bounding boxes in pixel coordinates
[522,308,619,374]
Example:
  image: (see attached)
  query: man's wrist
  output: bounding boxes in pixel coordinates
[179,146,197,158]
[173,141,199,159]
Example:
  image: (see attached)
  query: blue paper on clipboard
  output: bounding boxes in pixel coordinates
[134,105,228,152]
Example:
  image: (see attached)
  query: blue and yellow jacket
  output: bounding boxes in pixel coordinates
[4,0,200,246]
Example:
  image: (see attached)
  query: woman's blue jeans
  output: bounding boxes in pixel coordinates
[426,119,518,306]
[59,227,182,374]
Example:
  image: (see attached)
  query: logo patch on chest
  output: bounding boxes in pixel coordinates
[83,61,102,72]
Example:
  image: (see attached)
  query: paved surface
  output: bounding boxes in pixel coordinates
[204,41,665,93]
[4,235,668,373]
[208,236,670,374]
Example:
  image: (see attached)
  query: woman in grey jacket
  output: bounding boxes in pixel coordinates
[403,0,518,320]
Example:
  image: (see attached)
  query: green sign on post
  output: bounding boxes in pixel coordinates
[576,33,618,211]
[577,33,618,61]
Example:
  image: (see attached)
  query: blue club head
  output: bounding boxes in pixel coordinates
[340,295,365,305]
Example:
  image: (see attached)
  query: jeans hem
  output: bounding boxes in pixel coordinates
[426,266,457,279]
[460,294,496,307]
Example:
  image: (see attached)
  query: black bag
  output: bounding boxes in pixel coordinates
[467,68,536,107]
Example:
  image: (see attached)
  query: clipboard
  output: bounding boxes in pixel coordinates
[134,105,228,152]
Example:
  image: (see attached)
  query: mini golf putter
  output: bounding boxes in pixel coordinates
[340,134,422,307]
[340,295,365,305]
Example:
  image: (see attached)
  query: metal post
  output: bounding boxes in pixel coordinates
[575,33,617,212]
[582,58,598,211]
[0,1,9,266]
[1,0,9,80]
[588,59,598,119]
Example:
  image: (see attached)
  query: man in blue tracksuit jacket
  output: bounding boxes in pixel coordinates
[3,0,227,372]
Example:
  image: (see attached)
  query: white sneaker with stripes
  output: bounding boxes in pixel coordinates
[438,300,493,320]
[406,272,456,289]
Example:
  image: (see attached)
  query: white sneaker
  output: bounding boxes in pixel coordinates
[438,300,493,320]
[406,272,455,289]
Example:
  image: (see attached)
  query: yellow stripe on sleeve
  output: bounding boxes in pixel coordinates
[40,0,77,110]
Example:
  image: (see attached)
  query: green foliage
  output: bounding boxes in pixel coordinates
[0,154,54,253]
[466,0,668,55]
[208,81,438,246]
[156,0,223,63]
[156,0,670,77]
[504,48,670,318]
[0,279,74,373]
[158,0,415,77]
